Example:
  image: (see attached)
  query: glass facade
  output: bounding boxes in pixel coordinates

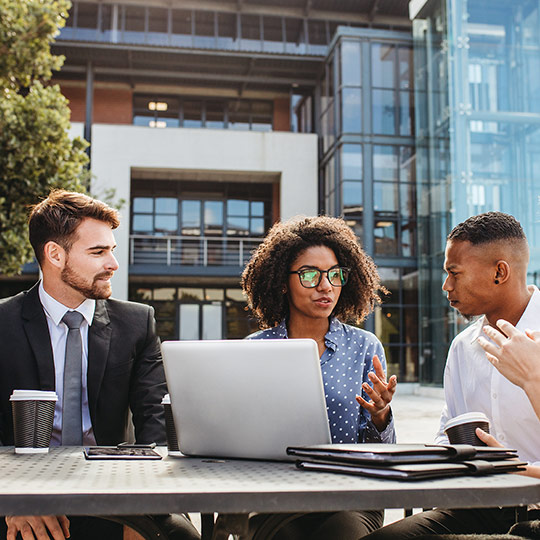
[133,95,274,131]
[413,0,540,384]
[318,28,419,382]
[60,1,371,56]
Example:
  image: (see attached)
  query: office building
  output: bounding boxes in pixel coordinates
[3,0,539,384]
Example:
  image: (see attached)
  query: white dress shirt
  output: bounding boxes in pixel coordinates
[38,282,97,446]
[436,285,540,466]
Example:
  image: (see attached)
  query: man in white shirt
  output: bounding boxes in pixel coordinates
[363,212,540,539]
[0,190,199,540]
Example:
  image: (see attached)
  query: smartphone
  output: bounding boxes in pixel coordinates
[83,446,162,460]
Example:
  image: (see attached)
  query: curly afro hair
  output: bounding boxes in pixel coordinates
[241,215,386,329]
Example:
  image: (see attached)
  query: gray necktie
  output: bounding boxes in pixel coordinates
[61,311,84,445]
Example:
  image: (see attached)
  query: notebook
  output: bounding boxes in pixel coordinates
[161,338,332,460]
[295,459,527,481]
[287,443,520,464]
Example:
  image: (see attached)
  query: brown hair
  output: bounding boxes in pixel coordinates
[29,189,120,264]
[241,215,386,328]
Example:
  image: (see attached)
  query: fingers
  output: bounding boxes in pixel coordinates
[475,427,503,448]
[525,329,540,341]
[484,351,499,367]
[5,516,69,540]
[481,326,505,347]
[477,336,499,357]
[496,319,520,338]
[42,516,69,540]
[371,355,386,380]
[58,516,70,538]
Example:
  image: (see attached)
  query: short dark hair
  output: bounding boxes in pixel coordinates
[241,216,386,328]
[29,189,120,264]
[447,212,526,245]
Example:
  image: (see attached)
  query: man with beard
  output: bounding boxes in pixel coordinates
[362,212,540,539]
[0,190,199,540]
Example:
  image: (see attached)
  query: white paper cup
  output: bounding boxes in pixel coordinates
[10,390,58,454]
[444,412,490,446]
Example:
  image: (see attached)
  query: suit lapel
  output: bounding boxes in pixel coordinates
[87,300,112,425]
[22,283,55,391]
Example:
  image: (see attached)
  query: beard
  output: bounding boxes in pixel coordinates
[61,263,113,300]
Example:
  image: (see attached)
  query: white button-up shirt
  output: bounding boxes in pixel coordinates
[436,285,540,466]
[38,282,97,446]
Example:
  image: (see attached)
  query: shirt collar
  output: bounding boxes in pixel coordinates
[38,281,96,327]
[278,317,340,352]
[470,284,540,344]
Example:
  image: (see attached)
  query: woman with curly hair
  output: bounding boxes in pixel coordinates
[241,215,397,540]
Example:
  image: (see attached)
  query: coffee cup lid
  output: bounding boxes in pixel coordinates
[161,393,171,405]
[444,411,489,431]
[10,390,58,401]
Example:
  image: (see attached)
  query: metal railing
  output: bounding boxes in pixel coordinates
[129,234,263,267]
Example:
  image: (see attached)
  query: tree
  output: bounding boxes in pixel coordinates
[0,0,88,275]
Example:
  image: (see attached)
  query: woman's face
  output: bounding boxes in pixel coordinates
[287,245,342,322]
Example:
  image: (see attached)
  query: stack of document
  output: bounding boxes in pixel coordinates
[287,444,526,480]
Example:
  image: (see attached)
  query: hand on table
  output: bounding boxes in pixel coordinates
[6,515,70,540]
[356,354,397,431]
[477,319,540,392]
[476,428,540,479]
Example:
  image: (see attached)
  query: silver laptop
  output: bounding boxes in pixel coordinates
[161,338,332,460]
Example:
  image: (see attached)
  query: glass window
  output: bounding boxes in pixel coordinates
[148,7,167,33]
[228,199,249,216]
[250,218,265,235]
[241,14,261,50]
[341,144,363,180]
[308,20,327,50]
[227,216,249,236]
[194,10,215,48]
[172,9,192,36]
[183,101,202,128]
[181,200,201,235]
[132,215,153,233]
[398,46,413,90]
[217,12,236,47]
[77,2,98,29]
[341,88,362,133]
[341,41,361,86]
[342,182,363,210]
[155,197,177,214]
[263,15,284,52]
[374,221,398,255]
[372,43,395,88]
[373,146,398,181]
[204,201,223,235]
[374,182,398,212]
[206,101,225,129]
[373,89,396,135]
[125,6,145,32]
[400,91,413,136]
[251,201,264,216]
[133,197,153,213]
[155,215,177,233]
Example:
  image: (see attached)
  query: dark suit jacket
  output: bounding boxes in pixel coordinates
[0,283,167,446]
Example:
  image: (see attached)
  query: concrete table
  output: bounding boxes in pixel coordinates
[1,446,539,538]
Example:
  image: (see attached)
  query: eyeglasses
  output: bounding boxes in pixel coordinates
[288,266,350,288]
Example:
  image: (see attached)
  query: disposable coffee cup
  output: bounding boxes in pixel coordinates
[10,390,58,454]
[444,412,490,446]
[162,394,181,457]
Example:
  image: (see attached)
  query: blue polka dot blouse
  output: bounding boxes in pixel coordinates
[247,318,396,444]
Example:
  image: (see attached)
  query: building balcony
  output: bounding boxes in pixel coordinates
[129,234,263,276]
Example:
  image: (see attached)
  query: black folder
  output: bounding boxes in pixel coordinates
[286,443,519,464]
[295,458,527,481]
